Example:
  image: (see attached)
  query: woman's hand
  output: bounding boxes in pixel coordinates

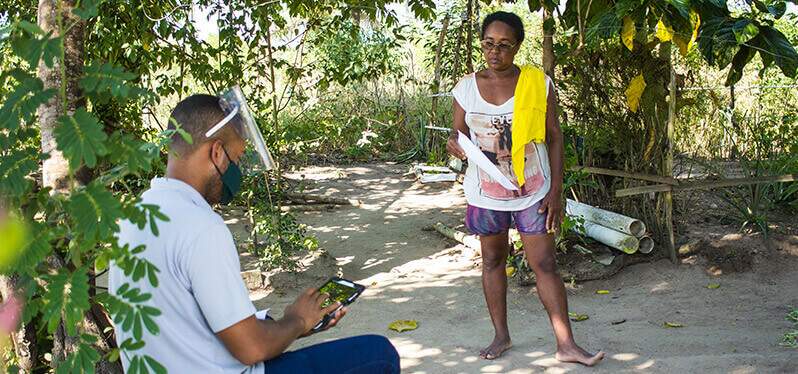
[538,187,563,234]
[447,133,466,160]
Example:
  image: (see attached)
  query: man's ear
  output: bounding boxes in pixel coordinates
[209,139,227,169]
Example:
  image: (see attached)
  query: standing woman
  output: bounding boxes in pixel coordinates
[447,11,604,366]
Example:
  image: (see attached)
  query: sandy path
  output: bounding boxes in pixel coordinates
[248,163,798,373]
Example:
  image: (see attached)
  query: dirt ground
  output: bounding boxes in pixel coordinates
[232,163,798,374]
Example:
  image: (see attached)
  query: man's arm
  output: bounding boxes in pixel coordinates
[215,288,344,365]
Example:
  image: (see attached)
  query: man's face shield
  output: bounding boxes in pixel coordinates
[204,86,276,174]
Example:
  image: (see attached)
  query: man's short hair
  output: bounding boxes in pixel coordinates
[167,94,240,156]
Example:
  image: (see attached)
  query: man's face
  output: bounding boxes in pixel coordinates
[204,136,246,205]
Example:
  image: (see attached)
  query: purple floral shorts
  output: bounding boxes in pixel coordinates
[465,201,547,236]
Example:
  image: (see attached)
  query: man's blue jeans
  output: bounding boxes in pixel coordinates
[263,334,400,373]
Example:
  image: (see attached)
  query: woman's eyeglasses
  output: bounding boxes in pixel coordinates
[480,40,516,53]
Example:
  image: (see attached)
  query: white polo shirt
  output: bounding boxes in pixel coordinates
[110,177,262,373]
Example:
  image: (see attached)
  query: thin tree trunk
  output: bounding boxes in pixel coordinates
[37,1,121,372]
[0,276,37,371]
[466,0,474,73]
[542,6,556,80]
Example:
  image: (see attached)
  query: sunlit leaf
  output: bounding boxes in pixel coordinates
[656,19,673,42]
[388,319,418,332]
[674,11,700,56]
[568,312,589,321]
[621,17,635,51]
[625,74,646,113]
[55,108,108,170]
[664,321,685,328]
[707,283,721,289]
[596,290,610,294]
[505,266,516,277]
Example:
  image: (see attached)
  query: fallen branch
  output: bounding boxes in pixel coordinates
[286,192,361,206]
[280,204,338,212]
[432,222,481,250]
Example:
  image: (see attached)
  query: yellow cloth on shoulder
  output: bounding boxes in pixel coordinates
[512,65,547,187]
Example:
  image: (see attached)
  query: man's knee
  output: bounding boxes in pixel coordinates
[359,334,399,371]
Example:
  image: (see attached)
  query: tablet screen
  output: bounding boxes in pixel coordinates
[319,279,359,308]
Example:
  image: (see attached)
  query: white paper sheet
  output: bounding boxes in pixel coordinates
[457,131,518,191]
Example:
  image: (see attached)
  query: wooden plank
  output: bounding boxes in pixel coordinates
[570,166,677,185]
[615,184,672,197]
[614,174,798,197]
[675,174,797,191]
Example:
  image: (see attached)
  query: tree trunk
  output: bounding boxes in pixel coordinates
[466,0,474,73]
[38,0,87,193]
[0,276,37,372]
[37,1,121,372]
[542,6,556,80]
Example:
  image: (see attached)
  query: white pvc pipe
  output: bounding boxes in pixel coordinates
[566,199,647,237]
[580,221,639,254]
[638,236,655,254]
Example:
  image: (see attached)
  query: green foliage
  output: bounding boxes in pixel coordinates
[1,14,168,371]
[782,306,798,348]
[311,20,402,90]
[239,175,319,270]
[55,335,102,374]
[55,109,109,170]
[10,21,62,68]
[41,268,91,336]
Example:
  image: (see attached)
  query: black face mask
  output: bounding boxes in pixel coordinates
[212,146,242,205]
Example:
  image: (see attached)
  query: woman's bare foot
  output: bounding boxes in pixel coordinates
[479,336,513,360]
[555,344,604,366]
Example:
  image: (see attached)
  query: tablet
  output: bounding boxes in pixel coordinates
[312,277,365,332]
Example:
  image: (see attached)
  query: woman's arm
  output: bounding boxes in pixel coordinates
[539,81,564,232]
[447,100,470,160]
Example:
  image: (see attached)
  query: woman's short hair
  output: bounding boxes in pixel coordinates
[481,11,525,44]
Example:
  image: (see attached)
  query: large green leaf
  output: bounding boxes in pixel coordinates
[55,108,108,170]
[732,19,759,44]
[67,181,122,243]
[665,0,690,19]
[42,268,91,336]
[586,11,622,44]
[752,26,798,77]
[725,45,756,85]
[696,13,739,68]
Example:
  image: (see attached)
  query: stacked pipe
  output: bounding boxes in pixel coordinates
[565,199,654,254]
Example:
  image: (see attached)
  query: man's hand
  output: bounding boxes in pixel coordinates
[447,133,466,160]
[300,307,348,337]
[283,287,342,335]
[538,187,564,234]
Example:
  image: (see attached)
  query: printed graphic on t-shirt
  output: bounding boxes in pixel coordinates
[467,111,546,200]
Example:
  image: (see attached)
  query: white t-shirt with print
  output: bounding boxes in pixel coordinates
[451,72,553,212]
[110,177,262,374]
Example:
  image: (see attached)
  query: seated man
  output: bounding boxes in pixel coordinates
[109,92,399,373]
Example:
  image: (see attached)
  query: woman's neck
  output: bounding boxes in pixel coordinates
[486,64,519,79]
